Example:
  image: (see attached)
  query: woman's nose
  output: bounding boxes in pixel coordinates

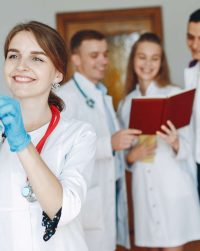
[144,60,152,66]
[15,58,29,71]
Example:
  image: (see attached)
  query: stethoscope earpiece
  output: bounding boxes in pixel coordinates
[72,76,95,109]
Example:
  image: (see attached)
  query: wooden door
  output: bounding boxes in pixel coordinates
[56,7,163,109]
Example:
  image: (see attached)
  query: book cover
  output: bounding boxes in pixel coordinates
[129,88,195,134]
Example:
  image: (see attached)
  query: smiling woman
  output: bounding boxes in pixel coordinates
[117,32,200,251]
[0,21,96,251]
[4,31,62,102]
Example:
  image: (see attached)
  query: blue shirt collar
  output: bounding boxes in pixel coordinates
[96,83,108,95]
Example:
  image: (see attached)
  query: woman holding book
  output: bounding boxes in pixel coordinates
[0,21,96,251]
[118,32,200,251]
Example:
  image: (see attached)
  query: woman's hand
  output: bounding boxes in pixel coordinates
[0,96,30,152]
[126,140,156,164]
[156,120,179,153]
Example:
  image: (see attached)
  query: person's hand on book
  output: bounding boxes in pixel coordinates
[111,128,142,151]
[156,120,179,153]
[125,140,156,164]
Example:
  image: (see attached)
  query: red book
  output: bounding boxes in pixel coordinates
[129,88,196,134]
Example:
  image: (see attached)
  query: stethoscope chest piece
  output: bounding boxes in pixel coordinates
[86,98,95,108]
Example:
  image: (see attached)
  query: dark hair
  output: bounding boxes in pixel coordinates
[4,20,68,111]
[124,32,171,96]
[189,9,200,23]
[70,29,106,53]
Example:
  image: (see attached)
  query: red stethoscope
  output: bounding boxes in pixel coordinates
[21,105,60,202]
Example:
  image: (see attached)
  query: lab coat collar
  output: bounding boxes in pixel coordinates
[73,72,111,115]
[135,81,159,96]
[185,61,200,88]
[185,61,200,73]
[95,83,108,95]
[73,72,103,94]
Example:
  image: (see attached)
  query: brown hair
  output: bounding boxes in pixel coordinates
[70,29,106,53]
[124,32,171,96]
[4,21,68,111]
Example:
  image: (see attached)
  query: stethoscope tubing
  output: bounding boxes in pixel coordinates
[72,76,95,108]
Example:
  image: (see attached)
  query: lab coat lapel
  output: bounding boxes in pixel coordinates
[73,72,107,117]
[103,95,119,131]
[184,63,199,89]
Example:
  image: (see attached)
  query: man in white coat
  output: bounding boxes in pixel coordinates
[56,30,141,251]
[184,9,200,197]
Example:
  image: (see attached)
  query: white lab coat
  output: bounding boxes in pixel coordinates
[118,82,200,247]
[184,61,200,164]
[56,72,130,251]
[0,117,96,251]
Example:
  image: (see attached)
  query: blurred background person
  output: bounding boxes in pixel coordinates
[184,9,200,198]
[118,32,200,251]
[57,29,141,251]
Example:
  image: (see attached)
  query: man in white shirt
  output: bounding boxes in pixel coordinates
[56,30,141,251]
[184,9,200,197]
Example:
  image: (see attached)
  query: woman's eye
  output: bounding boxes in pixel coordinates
[32,57,44,62]
[7,54,17,59]
[152,57,160,61]
[90,53,98,59]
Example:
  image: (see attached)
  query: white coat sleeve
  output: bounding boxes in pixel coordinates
[58,124,96,226]
[95,136,113,160]
[175,125,191,160]
[117,99,131,129]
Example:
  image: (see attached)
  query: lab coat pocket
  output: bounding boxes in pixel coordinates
[81,185,104,230]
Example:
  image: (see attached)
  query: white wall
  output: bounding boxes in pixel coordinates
[0,0,199,94]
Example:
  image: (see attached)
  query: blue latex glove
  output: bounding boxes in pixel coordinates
[0,96,31,152]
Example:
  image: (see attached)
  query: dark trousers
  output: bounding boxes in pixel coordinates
[197,163,200,199]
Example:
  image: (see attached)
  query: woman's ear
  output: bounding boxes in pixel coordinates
[54,71,63,84]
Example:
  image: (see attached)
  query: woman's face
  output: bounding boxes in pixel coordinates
[4,31,62,100]
[133,41,162,85]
